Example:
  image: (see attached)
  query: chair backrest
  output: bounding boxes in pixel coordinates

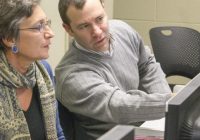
[58,101,90,140]
[149,26,200,79]
[58,101,75,140]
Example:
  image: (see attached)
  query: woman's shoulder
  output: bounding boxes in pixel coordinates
[40,60,51,70]
[39,60,54,83]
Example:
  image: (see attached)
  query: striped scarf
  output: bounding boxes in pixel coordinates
[0,50,57,140]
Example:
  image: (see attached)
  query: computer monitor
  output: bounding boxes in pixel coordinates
[97,125,134,140]
[97,125,164,140]
[165,73,200,140]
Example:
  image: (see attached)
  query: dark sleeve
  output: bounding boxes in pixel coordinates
[40,60,66,140]
[56,102,66,140]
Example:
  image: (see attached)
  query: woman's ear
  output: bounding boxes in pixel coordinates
[62,23,74,37]
[2,38,15,48]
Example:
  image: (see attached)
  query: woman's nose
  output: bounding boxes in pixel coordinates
[44,27,55,38]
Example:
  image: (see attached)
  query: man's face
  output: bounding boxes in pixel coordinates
[64,0,110,52]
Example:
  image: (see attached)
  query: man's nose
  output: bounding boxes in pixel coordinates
[92,24,102,37]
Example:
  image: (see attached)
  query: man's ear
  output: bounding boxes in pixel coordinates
[62,23,74,37]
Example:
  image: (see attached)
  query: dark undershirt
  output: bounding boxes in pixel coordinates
[23,85,46,140]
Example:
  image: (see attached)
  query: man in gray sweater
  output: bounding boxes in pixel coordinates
[56,0,172,139]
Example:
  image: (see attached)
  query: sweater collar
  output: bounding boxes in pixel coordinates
[74,40,114,57]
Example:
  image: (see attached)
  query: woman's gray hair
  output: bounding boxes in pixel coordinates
[0,0,41,46]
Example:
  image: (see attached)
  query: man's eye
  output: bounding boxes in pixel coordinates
[97,17,103,23]
[79,24,89,30]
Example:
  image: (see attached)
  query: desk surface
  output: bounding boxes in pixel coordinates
[135,127,164,140]
[140,117,165,131]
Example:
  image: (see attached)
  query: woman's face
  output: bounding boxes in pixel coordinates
[16,5,54,62]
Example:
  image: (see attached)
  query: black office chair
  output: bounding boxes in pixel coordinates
[149,26,200,89]
[58,101,91,140]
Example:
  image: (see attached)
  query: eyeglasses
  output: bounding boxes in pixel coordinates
[19,19,51,33]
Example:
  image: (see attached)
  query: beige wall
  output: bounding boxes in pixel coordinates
[104,0,113,19]
[41,0,68,70]
[113,0,200,47]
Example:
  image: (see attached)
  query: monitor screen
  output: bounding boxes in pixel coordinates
[165,73,200,140]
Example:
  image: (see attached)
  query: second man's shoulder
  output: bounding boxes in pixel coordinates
[109,19,129,27]
[109,19,139,38]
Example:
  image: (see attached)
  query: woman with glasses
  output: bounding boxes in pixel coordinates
[0,0,65,139]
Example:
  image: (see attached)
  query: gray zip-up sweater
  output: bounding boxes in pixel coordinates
[55,20,171,139]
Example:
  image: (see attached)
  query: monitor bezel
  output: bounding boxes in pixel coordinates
[165,73,200,140]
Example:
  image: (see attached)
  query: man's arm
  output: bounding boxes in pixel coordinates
[56,68,171,124]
